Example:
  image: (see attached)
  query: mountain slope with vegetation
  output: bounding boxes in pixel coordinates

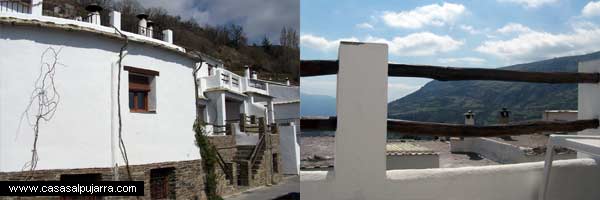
[43,0,299,83]
[388,51,600,125]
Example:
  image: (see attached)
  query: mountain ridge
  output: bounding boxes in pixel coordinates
[388,51,600,125]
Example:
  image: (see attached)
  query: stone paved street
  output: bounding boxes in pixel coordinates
[224,176,299,200]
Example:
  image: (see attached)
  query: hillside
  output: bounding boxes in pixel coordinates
[300,93,336,116]
[41,0,299,83]
[388,51,600,125]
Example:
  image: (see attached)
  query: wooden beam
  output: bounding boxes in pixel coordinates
[300,60,339,77]
[300,117,599,137]
[300,60,600,83]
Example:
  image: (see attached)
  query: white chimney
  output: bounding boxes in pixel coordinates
[109,11,121,30]
[85,3,103,25]
[244,65,251,77]
[137,13,149,36]
[31,0,43,16]
[464,110,475,125]
[499,108,510,124]
[251,71,258,79]
[162,29,173,43]
[147,20,154,38]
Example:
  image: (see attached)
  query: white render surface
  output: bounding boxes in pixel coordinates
[450,137,575,164]
[302,158,600,200]
[0,23,199,171]
[578,59,600,158]
[386,154,439,170]
[300,42,389,199]
[300,43,600,200]
[542,110,577,122]
[279,123,300,175]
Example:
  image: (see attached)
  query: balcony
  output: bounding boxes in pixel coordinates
[201,68,269,96]
[0,0,30,14]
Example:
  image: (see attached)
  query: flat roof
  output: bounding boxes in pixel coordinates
[386,142,438,156]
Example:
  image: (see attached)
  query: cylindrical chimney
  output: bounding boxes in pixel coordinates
[251,71,258,79]
[464,110,475,125]
[499,108,510,124]
[498,108,512,140]
[137,13,149,36]
[147,20,154,38]
[85,3,103,25]
[244,65,251,78]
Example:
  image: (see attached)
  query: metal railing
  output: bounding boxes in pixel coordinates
[0,0,30,13]
[249,79,266,90]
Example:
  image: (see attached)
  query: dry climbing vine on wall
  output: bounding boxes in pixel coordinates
[19,47,63,179]
[113,26,133,181]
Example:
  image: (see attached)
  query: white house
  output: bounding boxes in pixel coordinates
[0,1,299,195]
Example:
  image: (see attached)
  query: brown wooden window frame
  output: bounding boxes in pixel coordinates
[125,66,158,113]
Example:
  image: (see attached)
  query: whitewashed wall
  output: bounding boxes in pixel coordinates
[301,42,600,200]
[542,111,577,121]
[302,158,600,200]
[279,123,300,174]
[386,154,439,170]
[450,138,575,164]
[0,24,199,171]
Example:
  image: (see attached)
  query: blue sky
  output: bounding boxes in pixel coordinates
[300,0,600,101]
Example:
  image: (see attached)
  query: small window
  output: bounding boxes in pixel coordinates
[129,74,150,112]
[125,66,159,113]
[150,168,176,199]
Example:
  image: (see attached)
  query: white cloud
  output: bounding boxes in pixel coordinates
[497,0,558,8]
[356,22,374,29]
[460,25,481,34]
[582,1,600,17]
[381,2,466,29]
[300,34,359,52]
[438,57,486,65]
[476,25,600,63]
[497,23,533,34]
[301,33,463,56]
[365,32,464,56]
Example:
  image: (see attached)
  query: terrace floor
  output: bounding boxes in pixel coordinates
[300,136,499,169]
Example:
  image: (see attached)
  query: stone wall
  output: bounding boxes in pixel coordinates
[0,160,205,200]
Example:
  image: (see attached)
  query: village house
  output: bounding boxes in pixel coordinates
[0,0,299,199]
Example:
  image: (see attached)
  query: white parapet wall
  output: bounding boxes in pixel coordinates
[300,42,600,200]
[450,138,575,164]
[302,158,600,200]
[386,154,439,170]
[578,59,600,158]
[279,122,300,175]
